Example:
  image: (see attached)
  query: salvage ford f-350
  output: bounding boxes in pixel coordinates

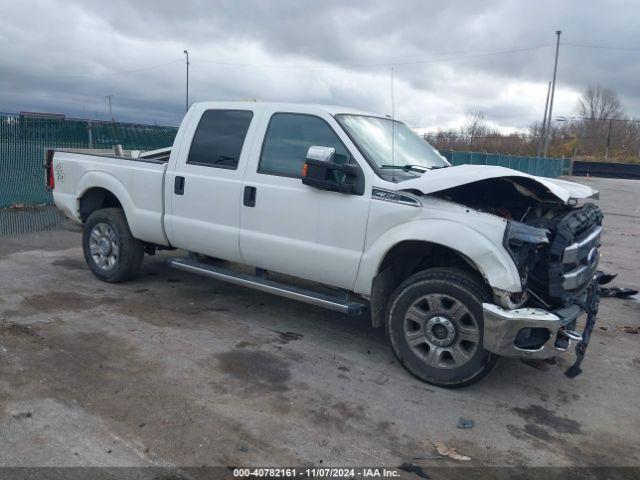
[46,102,602,387]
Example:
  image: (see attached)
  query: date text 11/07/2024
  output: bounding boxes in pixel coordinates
[232,467,402,478]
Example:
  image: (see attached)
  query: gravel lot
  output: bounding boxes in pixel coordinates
[0,177,639,473]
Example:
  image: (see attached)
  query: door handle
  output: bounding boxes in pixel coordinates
[243,186,256,207]
[174,176,185,195]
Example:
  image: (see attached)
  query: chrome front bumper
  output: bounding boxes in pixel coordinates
[482,303,582,358]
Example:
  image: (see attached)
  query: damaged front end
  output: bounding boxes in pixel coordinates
[421,172,603,376]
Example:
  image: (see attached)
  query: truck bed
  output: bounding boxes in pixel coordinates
[48,148,170,246]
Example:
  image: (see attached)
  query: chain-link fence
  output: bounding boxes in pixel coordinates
[0,113,178,208]
[1,113,571,236]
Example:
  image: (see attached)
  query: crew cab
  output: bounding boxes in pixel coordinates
[47,102,603,387]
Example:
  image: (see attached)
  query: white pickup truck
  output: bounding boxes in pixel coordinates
[47,101,603,387]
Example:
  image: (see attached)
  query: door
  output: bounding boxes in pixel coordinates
[240,112,371,290]
[166,108,255,262]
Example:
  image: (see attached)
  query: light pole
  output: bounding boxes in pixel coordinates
[537,81,552,157]
[105,94,116,147]
[184,50,190,112]
[105,94,114,122]
[605,117,613,161]
[543,30,562,157]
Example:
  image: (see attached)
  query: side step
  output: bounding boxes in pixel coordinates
[169,257,367,315]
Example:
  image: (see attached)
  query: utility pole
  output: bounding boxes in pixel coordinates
[105,94,115,122]
[543,30,561,157]
[87,119,93,148]
[537,81,552,157]
[184,50,190,112]
[604,117,613,161]
[105,94,117,147]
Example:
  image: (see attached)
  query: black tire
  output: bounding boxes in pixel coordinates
[386,268,498,388]
[82,208,144,283]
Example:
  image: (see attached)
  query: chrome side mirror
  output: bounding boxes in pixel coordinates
[305,145,335,163]
[302,145,362,195]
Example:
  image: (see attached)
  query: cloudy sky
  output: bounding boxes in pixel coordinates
[1,0,638,131]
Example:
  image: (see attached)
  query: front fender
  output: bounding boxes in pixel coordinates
[354,218,522,295]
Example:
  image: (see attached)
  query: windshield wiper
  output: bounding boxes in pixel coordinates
[380,164,429,173]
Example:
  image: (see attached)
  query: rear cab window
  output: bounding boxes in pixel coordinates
[187,110,253,170]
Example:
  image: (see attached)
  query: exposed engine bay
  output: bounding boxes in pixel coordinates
[395,168,604,377]
[428,177,603,310]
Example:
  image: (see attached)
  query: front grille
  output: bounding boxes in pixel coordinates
[561,226,602,290]
[528,203,602,308]
[531,203,603,306]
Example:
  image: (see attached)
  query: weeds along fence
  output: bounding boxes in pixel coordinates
[0,113,178,208]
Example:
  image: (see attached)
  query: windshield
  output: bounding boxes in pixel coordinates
[336,114,449,178]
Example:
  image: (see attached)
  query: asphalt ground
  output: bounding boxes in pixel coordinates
[0,176,638,476]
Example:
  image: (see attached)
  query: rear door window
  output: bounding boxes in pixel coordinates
[187,110,253,170]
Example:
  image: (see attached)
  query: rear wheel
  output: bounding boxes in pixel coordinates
[82,208,144,283]
[386,268,498,388]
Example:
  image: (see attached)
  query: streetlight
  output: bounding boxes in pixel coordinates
[184,50,190,112]
[543,30,562,157]
[105,94,114,122]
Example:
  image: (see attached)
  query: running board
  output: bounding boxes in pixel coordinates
[169,257,367,315]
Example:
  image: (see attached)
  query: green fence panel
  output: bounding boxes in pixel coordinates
[537,157,562,178]
[553,158,563,177]
[471,152,487,165]
[538,158,547,177]
[436,149,565,179]
[525,157,534,175]
[0,206,66,236]
[2,118,572,210]
[498,155,511,168]
[486,154,500,166]
[0,113,178,208]
[508,156,520,173]
[451,151,468,166]
[533,157,541,174]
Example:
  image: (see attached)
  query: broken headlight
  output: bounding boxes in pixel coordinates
[505,221,550,246]
[503,220,550,290]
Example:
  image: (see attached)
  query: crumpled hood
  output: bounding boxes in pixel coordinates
[397,165,598,204]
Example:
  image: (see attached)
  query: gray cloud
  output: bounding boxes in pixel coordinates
[1,0,638,130]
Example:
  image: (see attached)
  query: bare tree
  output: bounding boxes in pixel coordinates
[576,85,624,120]
[423,88,639,162]
[463,111,486,138]
[462,110,492,149]
[574,86,625,158]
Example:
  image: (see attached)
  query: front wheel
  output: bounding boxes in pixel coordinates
[386,268,498,388]
[82,208,144,283]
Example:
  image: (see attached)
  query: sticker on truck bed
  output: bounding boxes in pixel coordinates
[54,162,64,183]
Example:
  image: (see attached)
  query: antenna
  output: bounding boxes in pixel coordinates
[390,67,396,182]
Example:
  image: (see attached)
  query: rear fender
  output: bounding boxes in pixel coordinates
[77,171,139,237]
